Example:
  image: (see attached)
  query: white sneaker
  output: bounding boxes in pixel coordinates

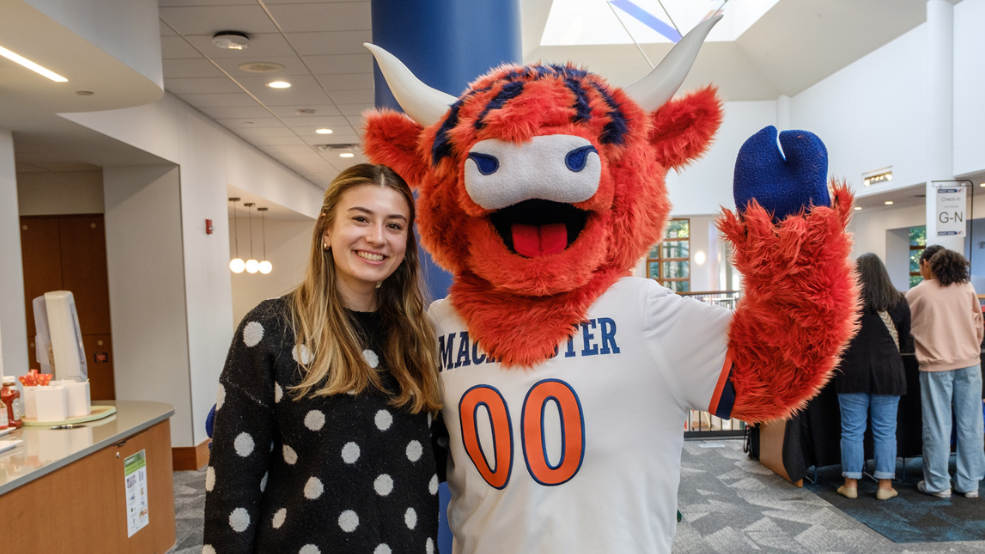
[917,480,951,498]
[956,489,979,499]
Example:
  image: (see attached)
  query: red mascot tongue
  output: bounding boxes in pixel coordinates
[512,223,567,257]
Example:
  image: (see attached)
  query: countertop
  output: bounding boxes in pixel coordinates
[0,400,175,496]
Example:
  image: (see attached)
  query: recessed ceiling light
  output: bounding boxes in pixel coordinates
[266,80,291,89]
[884,200,894,205]
[0,44,67,82]
[316,128,333,134]
[339,152,355,158]
[853,206,862,211]
[979,183,985,187]
[213,31,250,50]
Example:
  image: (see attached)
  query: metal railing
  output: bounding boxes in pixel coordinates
[679,290,745,438]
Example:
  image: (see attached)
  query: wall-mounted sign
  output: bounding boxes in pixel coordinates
[936,186,967,237]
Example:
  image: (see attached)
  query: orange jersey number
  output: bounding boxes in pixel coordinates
[458,379,585,489]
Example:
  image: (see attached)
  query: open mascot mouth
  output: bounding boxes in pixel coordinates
[489,199,589,258]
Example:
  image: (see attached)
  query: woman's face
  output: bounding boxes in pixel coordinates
[323,183,411,304]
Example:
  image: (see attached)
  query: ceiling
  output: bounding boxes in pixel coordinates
[2,0,963,218]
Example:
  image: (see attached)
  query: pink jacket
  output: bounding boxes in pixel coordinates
[905,279,984,372]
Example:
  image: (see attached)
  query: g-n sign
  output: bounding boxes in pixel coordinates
[936,185,967,237]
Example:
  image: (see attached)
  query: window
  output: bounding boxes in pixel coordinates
[647,219,690,292]
[909,226,926,288]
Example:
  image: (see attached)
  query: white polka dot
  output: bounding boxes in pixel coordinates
[405,507,417,529]
[216,384,226,410]
[406,440,423,462]
[260,472,268,492]
[304,410,326,431]
[426,537,435,554]
[374,474,393,496]
[427,412,433,427]
[203,546,217,554]
[272,508,286,529]
[229,507,250,532]
[338,510,359,532]
[283,444,298,465]
[375,410,393,431]
[363,349,379,368]
[274,382,283,403]
[342,442,360,464]
[299,546,320,554]
[374,545,391,554]
[205,466,215,492]
[234,433,255,457]
[304,476,324,499]
[293,343,313,365]
[429,474,438,495]
[243,322,264,347]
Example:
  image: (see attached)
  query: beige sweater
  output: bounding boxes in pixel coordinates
[905,279,984,372]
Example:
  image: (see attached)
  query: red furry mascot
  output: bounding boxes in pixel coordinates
[362,16,858,554]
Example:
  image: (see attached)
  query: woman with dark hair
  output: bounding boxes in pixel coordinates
[204,164,443,552]
[906,246,984,499]
[835,253,910,500]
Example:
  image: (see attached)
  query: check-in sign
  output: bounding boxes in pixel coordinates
[936,187,967,237]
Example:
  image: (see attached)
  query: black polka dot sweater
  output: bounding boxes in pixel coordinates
[203,297,440,554]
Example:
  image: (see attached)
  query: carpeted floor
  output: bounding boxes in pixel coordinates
[805,457,985,544]
[168,440,985,553]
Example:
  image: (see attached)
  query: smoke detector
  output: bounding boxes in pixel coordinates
[213,31,250,50]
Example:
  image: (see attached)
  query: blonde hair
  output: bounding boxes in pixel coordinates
[288,164,441,413]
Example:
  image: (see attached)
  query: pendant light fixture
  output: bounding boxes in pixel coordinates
[258,207,272,274]
[244,202,259,273]
[228,198,246,273]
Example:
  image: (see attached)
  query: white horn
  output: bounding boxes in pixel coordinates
[623,14,722,112]
[365,43,457,127]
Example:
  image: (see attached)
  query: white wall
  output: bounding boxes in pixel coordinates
[230,219,313,327]
[0,129,28,379]
[24,0,163,86]
[848,204,925,290]
[790,25,929,193]
[667,100,777,215]
[65,93,325,446]
[103,165,194,444]
[17,170,103,215]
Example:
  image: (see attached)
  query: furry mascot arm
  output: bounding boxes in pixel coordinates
[718,126,859,423]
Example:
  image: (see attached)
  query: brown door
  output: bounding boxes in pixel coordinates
[20,214,115,399]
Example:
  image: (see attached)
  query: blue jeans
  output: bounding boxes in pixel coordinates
[838,393,900,480]
[920,365,985,493]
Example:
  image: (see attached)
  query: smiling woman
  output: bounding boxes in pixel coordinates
[204,164,443,554]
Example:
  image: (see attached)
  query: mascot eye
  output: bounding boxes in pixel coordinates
[467,153,500,175]
[565,145,598,172]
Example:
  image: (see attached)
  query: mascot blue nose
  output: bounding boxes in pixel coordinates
[733,125,830,222]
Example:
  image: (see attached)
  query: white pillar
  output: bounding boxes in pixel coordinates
[926,0,963,251]
[0,129,28,379]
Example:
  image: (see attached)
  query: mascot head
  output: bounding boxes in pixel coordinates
[363,16,723,367]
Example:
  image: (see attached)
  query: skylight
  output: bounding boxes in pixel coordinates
[540,0,780,46]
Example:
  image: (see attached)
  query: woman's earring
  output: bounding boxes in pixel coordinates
[323,243,329,250]
[376,281,382,289]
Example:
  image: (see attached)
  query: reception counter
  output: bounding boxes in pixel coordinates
[0,400,176,553]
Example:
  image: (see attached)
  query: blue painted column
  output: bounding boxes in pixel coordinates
[371,3,521,553]
[371,0,521,303]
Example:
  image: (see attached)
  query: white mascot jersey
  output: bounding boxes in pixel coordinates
[431,276,734,554]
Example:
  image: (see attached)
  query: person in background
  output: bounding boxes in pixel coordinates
[204,164,443,552]
[906,245,985,499]
[835,253,911,500]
